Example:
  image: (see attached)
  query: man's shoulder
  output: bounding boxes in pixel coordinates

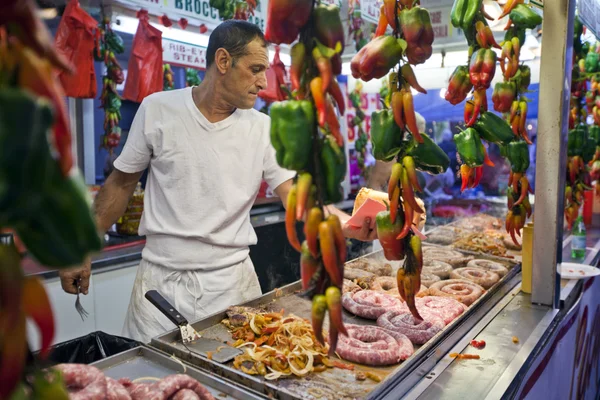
[243,108,270,123]
[142,88,190,109]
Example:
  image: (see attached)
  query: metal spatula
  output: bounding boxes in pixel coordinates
[145,290,242,363]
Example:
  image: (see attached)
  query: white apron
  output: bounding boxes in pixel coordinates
[122,257,262,343]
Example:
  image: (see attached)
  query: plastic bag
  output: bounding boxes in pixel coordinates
[43,331,139,365]
[123,11,163,103]
[258,46,287,103]
[54,0,98,98]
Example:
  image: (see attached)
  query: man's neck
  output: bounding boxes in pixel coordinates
[191,78,236,123]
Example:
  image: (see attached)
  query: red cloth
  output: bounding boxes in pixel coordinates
[54,0,98,98]
[122,15,163,103]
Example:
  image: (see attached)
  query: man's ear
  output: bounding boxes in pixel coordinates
[215,48,232,74]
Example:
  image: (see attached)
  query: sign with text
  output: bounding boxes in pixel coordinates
[579,0,600,39]
[119,0,266,31]
[162,38,206,69]
[360,0,382,25]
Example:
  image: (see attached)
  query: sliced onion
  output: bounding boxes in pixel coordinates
[249,314,262,335]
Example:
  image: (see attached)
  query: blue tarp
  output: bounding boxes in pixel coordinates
[413,83,540,123]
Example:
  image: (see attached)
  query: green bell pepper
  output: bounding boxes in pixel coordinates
[105,30,125,54]
[0,88,102,267]
[313,4,345,51]
[504,26,526,47]
[567,125,586,157]
[320,137,346,204]
[506,140,530,173]
[371,109,404,162]
[451,0,482,31]
[405,132,450,175]
[589,125,600,147]
[453,128,485,167]
[586,52,600,73]
[270,100,314,171]
[474,111,514,145]
[509,4,542,30]
[583,136,597,164]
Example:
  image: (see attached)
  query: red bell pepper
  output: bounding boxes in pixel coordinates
[376,210,406,260]
[351,35,406,82]
[264,0,312,44]
[469,48,496,90]
[445,66,473,105]
[492,82,517,113]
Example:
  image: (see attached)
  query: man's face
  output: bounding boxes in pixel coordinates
[221,39,269,109]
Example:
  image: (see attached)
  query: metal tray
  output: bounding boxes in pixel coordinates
[424,215,523,261]
[151,249,521,400]
[91,345,266,399]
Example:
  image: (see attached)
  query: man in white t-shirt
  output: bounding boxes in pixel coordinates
[58,21,377,343]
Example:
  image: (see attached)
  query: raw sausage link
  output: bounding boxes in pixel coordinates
[420,271,441,287]
[423,247,472,268]
[171,389,201,400]
[398,296,466,325]
[55,364,108,400]
[426,279,485,306]
[106,377,132,400]
[449,267,500,289]
[377,310,444,344]
[156,375,215,400]
[422,260,453,279]
[336,324,414,366]
[341,290,404,319]
[466,259,509,277]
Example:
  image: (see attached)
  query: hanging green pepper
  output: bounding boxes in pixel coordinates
[371,108,404,161]
[506,140,530,173]
[474,112,514,145]
[510,65,531,92]
[589,125,600,146]
[451,0,483,31]
[376,210,406,261]
[504,26,526,48]
[0,88,102,267]
[313,4,345,51]
[586,52,600,73]
[509,4,542,30]
[105,30,125,54]
[320,137,346,204]
[583,136,597,164]
[567,125,587,157]
[405,132,450,174]
[270,100,314,171]
[453,128,485,167]
[400,7,434,65]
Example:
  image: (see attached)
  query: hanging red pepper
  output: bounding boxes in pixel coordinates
[310,77,327,127]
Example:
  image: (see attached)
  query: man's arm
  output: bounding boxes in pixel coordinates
[274,179,377,241]
[59,169,144,294]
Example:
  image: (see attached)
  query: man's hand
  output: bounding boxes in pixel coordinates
[342,217,378,242]
[59,256,91,295]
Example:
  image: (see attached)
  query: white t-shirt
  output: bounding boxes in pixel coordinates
[114,87,295,270]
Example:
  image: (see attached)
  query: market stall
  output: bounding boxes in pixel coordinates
[4,0,600,399]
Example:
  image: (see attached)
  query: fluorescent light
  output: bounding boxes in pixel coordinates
[38,8,58,19]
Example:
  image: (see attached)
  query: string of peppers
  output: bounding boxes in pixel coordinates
[266,1,348,351]
[163,63,175,91]
[565,18,598,228]
[348,0,369,52]
[95,15,125,152]
[446,0,541,245]
[349,81,368,177]
[351,1,450,320]
[209,0,259,21]
[0,1,103,397]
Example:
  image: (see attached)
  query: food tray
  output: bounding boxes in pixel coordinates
[424,214,523,261]
[91,345,266,399]
[151,249,520,400]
